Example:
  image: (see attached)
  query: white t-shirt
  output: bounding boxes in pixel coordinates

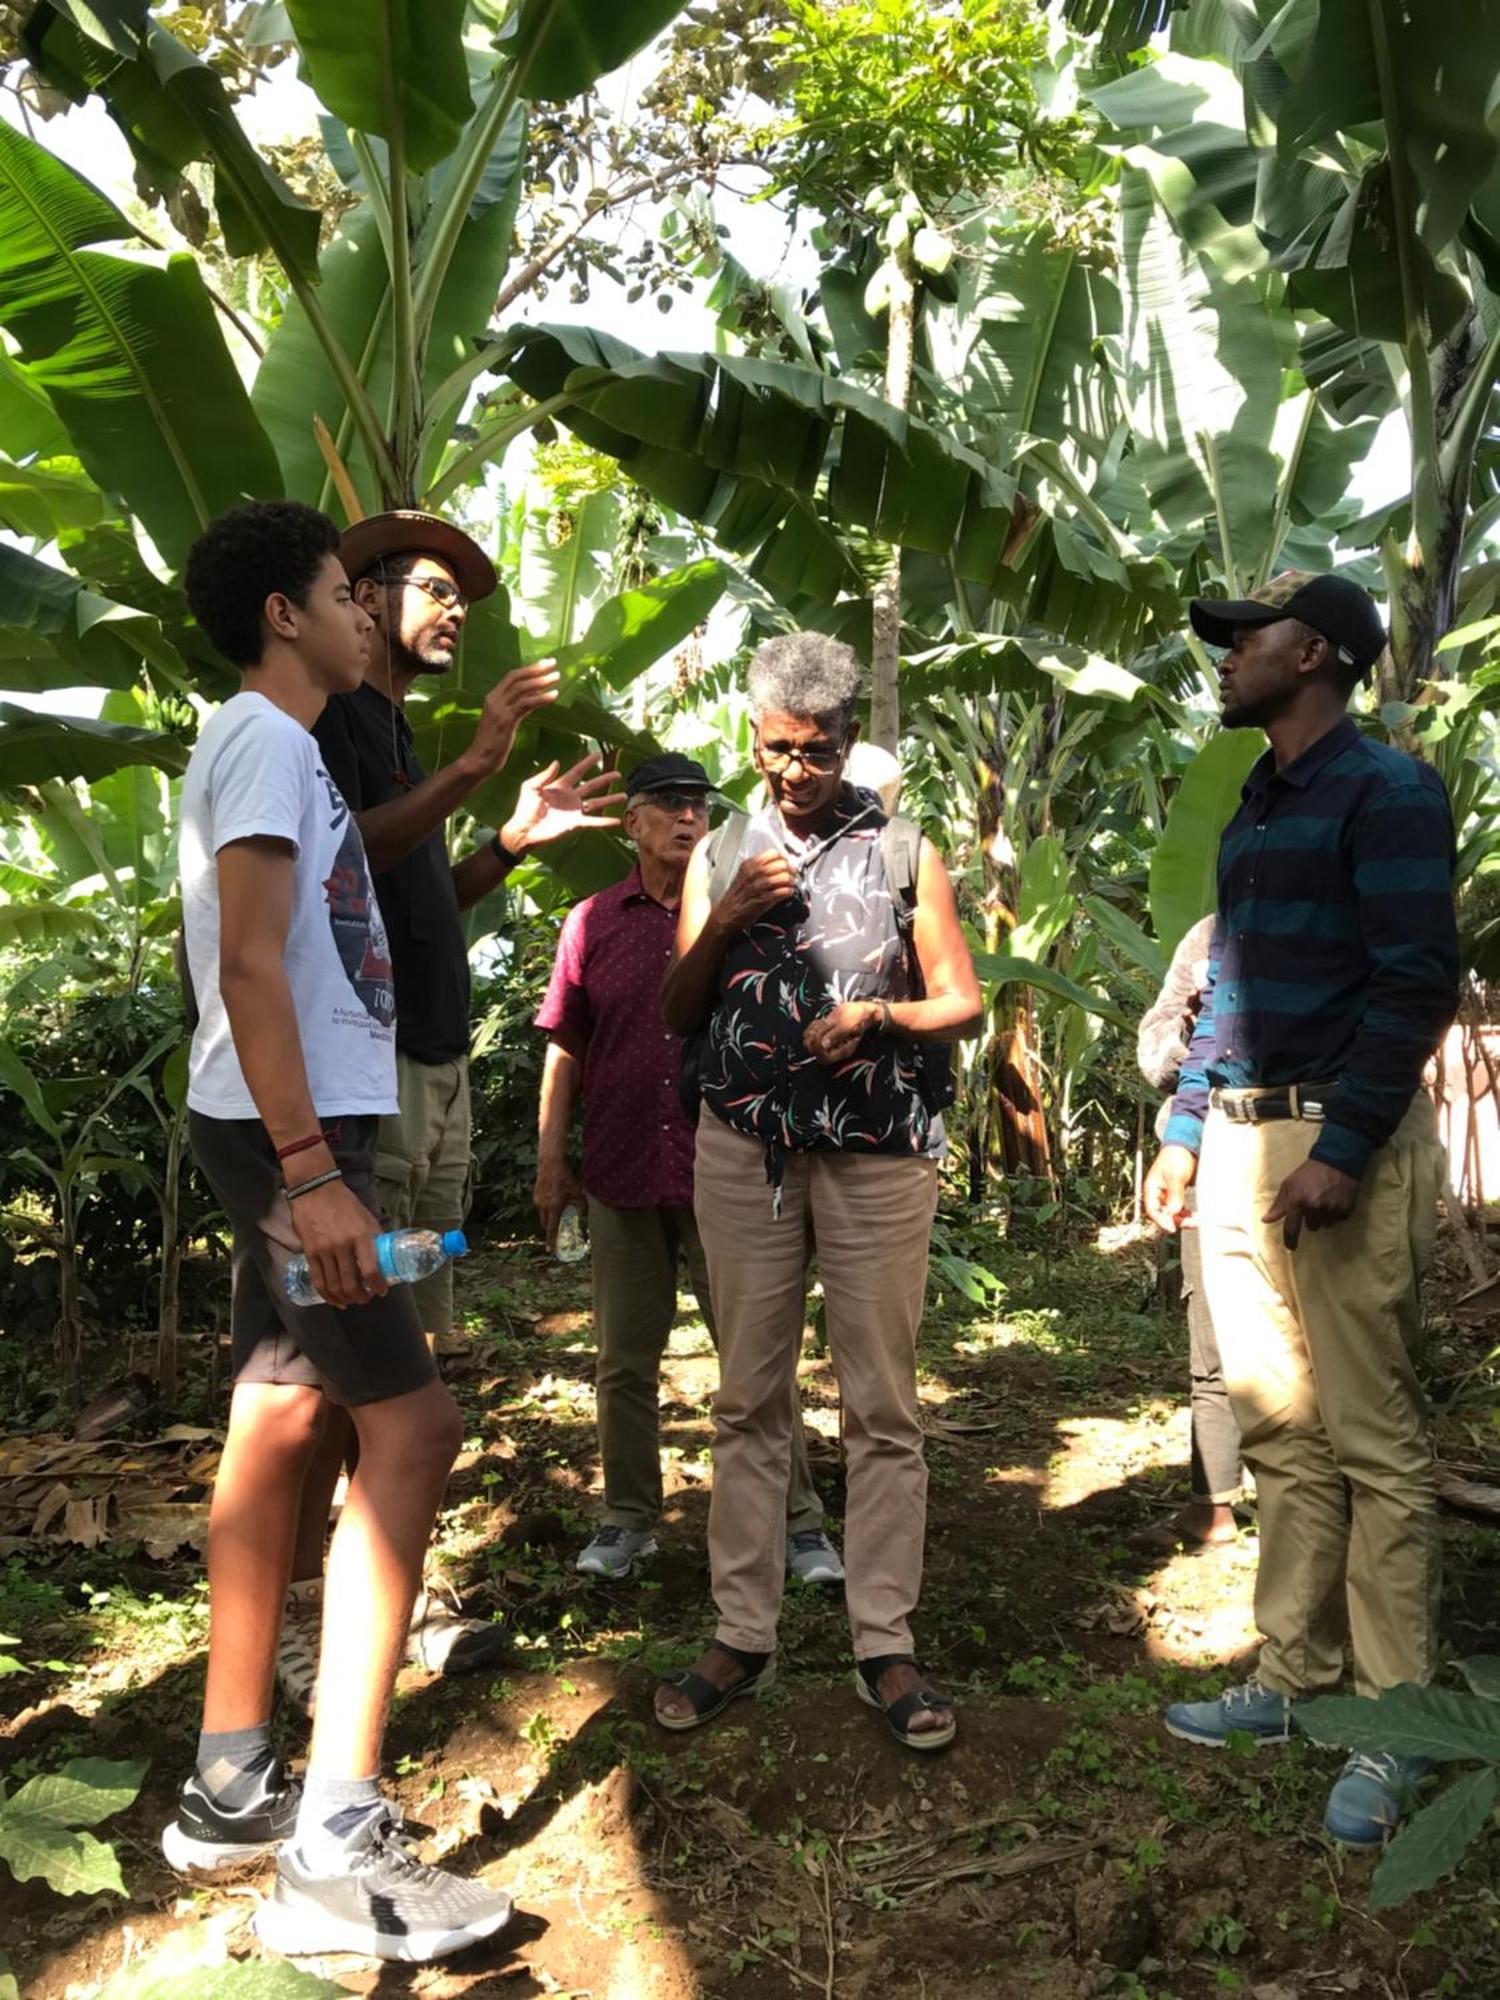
[181,690,398,1120]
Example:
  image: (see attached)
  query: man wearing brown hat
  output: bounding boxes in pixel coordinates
[274,511,624,1709]
[1143,571,1458,1848]
[534,755,841,1584]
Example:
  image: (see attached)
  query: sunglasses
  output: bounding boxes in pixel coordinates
[392,575,468,613]
[636,789,711,814]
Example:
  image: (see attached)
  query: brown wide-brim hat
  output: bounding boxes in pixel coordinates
[339,510,497,602]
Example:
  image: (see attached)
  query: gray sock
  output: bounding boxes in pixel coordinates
[294,1772,383,1870]
[196,1723,275,1810]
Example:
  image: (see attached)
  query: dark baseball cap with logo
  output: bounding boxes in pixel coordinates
[624,753,716,799]
[1189,570,1387,679]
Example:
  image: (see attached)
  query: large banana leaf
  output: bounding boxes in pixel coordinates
[939,226,1121,460]
[511,488,621,655]
[1054,0,1186,56]
[0,351,67,459]
[1112,163,1288,592]
[507,0,688,103]
[558,558,725,694]
[1148,728,1261,956]
[93,689,172,902]
[0,119,282,572]
[498,324,1178,652]
[285,0,473,173]
[0,703,188,791]
[253,191,517,510]
[1276,0,1500,255]
[0,544,190,698]
[0,456,105,540]
[24,3,321,275]
[971,949,1129,1029]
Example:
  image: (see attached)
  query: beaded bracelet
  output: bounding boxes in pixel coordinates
[284,1168,343,1201]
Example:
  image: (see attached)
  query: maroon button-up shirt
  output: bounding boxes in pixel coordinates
[534,866,695,1210]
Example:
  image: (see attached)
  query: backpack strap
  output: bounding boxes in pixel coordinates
[879,814,923,921]
[707,810,749,905]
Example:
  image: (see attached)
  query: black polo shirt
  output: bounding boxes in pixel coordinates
[313,682,470,1065]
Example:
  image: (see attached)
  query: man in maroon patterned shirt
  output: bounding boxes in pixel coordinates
[534,755,839,1583]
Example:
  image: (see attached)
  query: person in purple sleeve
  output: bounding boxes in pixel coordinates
[533,754,842,1585]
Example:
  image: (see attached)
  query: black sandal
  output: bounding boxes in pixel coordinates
[654,1641,775,1732]
[855,1654,957,1752]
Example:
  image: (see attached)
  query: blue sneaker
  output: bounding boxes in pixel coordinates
[1323,1751,1434,1849]
[1164,1675,1298,1747]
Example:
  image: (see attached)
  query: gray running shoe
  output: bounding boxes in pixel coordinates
[404,1582,518,1675]
[786,1528,845,1584]
[275,1578,322,1720]
[575,1525,658,1578]
[254,1807,514,1962]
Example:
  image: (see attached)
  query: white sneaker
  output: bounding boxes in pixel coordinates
[575,1525,658,1578]
[786,1529,845,1584]
[255,1804,513,1962]
[275,1577,322,1719]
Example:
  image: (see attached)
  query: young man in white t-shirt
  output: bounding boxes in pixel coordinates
[163,501,514,1963]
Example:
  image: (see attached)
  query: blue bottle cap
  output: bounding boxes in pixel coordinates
[441,1229,469,1259]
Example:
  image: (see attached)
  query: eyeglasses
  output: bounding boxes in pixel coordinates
[638,789,711,815]
[756,733,846,774]
[392,575,468,613]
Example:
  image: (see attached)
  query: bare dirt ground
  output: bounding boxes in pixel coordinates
[4,1223,1500,1999]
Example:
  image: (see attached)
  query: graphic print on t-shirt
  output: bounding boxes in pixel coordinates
[322,800,396,1031]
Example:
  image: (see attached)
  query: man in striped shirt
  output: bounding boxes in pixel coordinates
[1144,570,1458,1850]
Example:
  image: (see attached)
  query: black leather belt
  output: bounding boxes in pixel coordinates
[1210,1083,1338,1124]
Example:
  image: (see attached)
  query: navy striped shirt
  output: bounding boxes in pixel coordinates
[1164,715,1458,1176]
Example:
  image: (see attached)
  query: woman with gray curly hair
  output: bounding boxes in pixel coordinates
[655,632,982,1751]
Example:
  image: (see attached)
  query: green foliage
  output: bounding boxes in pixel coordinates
[0,115,282,570]
[0,1756,145,1898]
[1299,1676,1500,1910]
[1148,731,1261,957]
[101,1958,345,1999]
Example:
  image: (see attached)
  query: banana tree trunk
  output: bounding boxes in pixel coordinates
[155,1105,188,1400]
[57,1200,83,1406]
[976,726,1054,1189]
[869,260,916,753]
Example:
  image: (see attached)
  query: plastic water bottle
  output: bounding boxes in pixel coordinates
[284,1227,468,1306]
[554,1204,588,1264]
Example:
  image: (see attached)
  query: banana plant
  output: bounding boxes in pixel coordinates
[0,1026,179,1403]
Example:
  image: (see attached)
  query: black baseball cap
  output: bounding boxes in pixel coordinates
[624,753,716,799]
[1189,570,1387,677]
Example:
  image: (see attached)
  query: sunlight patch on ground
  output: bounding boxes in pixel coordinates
[1043,1407,1186,1512]
[1139,1538,1262,1666]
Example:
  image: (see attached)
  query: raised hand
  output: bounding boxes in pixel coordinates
[501,751,626,854]
[470,660,560,772]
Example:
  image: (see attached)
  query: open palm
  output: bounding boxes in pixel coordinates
[506,752,626,851]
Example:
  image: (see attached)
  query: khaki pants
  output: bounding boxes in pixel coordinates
[693,1110,938,1659]
[375,1053,472,1345]
[1197,1092,1445,1698]
[587,1198,823,1537]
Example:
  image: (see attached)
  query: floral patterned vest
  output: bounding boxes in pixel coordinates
[700,785,942,1212]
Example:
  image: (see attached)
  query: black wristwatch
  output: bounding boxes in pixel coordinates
[489,831,522,869]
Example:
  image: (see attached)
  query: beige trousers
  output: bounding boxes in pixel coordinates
[375,1052,472,1344]
[693,1109,939,1658]
[1196,1092,1445,1698]
[587,1198,824,1536]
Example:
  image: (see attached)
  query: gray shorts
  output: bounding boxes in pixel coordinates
[189,1111,438,1407]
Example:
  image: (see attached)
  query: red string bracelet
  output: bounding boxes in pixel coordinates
[276,1131,330,1164]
